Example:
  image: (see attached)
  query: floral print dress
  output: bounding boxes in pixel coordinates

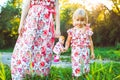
[11,0,56,80]
[67,26,93,77]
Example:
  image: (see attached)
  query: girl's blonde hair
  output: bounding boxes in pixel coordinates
[72,8,88,25]
[59,36,65,40]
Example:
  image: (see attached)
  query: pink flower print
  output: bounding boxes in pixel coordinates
[32,45,34,50]
[75,68,80,74]
[41,47,46,56]
[22,57,27,62]
[45,58,49,63]
[12,54,16,59]
[71,56,75,61]
[36,53,41,57]
[17,60,21,65]
[38,38,43,44]
[86,52,88,56]
[74,52,79,57]
[38,12,41,17]
[82,55,86,60]
[40,61,45,67]
[38,21,44,29]
[44,13,49,19]
[69,31,72,36]
[74,62,78,66]
[32,62,34,67]
[50,37,55,43]
[11,69,15,74]
[43,30,48,35]
[85,59,90,64]
[18,68,22,73]
[34,41,39,46]
[48,53,52,59]
[47,43,51,48]
[47,0,50,2]
[30,36,35,41]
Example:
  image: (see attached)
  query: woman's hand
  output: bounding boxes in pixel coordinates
[18,24,25,37]
[91,53,95,59]
[55,29,61,38]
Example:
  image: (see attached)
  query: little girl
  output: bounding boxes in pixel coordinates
[65,8,95,78]
[53,36,65,62]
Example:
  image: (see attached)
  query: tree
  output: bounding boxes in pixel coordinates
[0,0,21,48]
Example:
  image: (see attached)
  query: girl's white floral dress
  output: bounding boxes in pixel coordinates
[11,0,56,80]
[67,26,93,77]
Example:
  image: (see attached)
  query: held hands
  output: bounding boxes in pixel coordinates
[62,47,68,53]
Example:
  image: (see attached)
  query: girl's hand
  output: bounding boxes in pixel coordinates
[55,29,61,38]
[91,53,95,59]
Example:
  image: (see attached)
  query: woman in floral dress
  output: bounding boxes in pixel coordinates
[11,0,61,80]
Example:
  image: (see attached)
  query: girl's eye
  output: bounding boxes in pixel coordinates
[80,18,85,21]
[76,18,85,21]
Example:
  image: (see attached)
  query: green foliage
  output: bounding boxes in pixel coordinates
[60,3,83,37]
[0,48,13,52]
[90,1,120,46]
[95,47,120,61]
[62,47,120,61]
[115,42,120,50]
[0,0,120,48]
[0,0,21,48]
[0,63,11,80]
[0,62,120,80]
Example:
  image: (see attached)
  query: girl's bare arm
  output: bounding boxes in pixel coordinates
[65,35,71,50]
[90,36,95,59]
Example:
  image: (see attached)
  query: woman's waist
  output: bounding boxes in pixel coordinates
[29,4,55,14]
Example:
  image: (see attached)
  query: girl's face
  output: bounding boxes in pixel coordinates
[73,16,86,27]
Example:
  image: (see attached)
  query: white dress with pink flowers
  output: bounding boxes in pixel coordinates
[67,26,93,77]
[11,0,56,80]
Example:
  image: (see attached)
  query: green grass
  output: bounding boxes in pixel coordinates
[0,62,120,80]
[95,47,120,61]
[0,48,13,52]
[0,63,11,80]
[61,47,120,61]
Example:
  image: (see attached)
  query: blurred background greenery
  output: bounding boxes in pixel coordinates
[0,0,120,49]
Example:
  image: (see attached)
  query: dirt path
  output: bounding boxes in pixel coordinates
[0,53,120,68]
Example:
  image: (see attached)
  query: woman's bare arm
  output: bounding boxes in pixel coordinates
[55,0,61,38]
[18,0,30,34]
